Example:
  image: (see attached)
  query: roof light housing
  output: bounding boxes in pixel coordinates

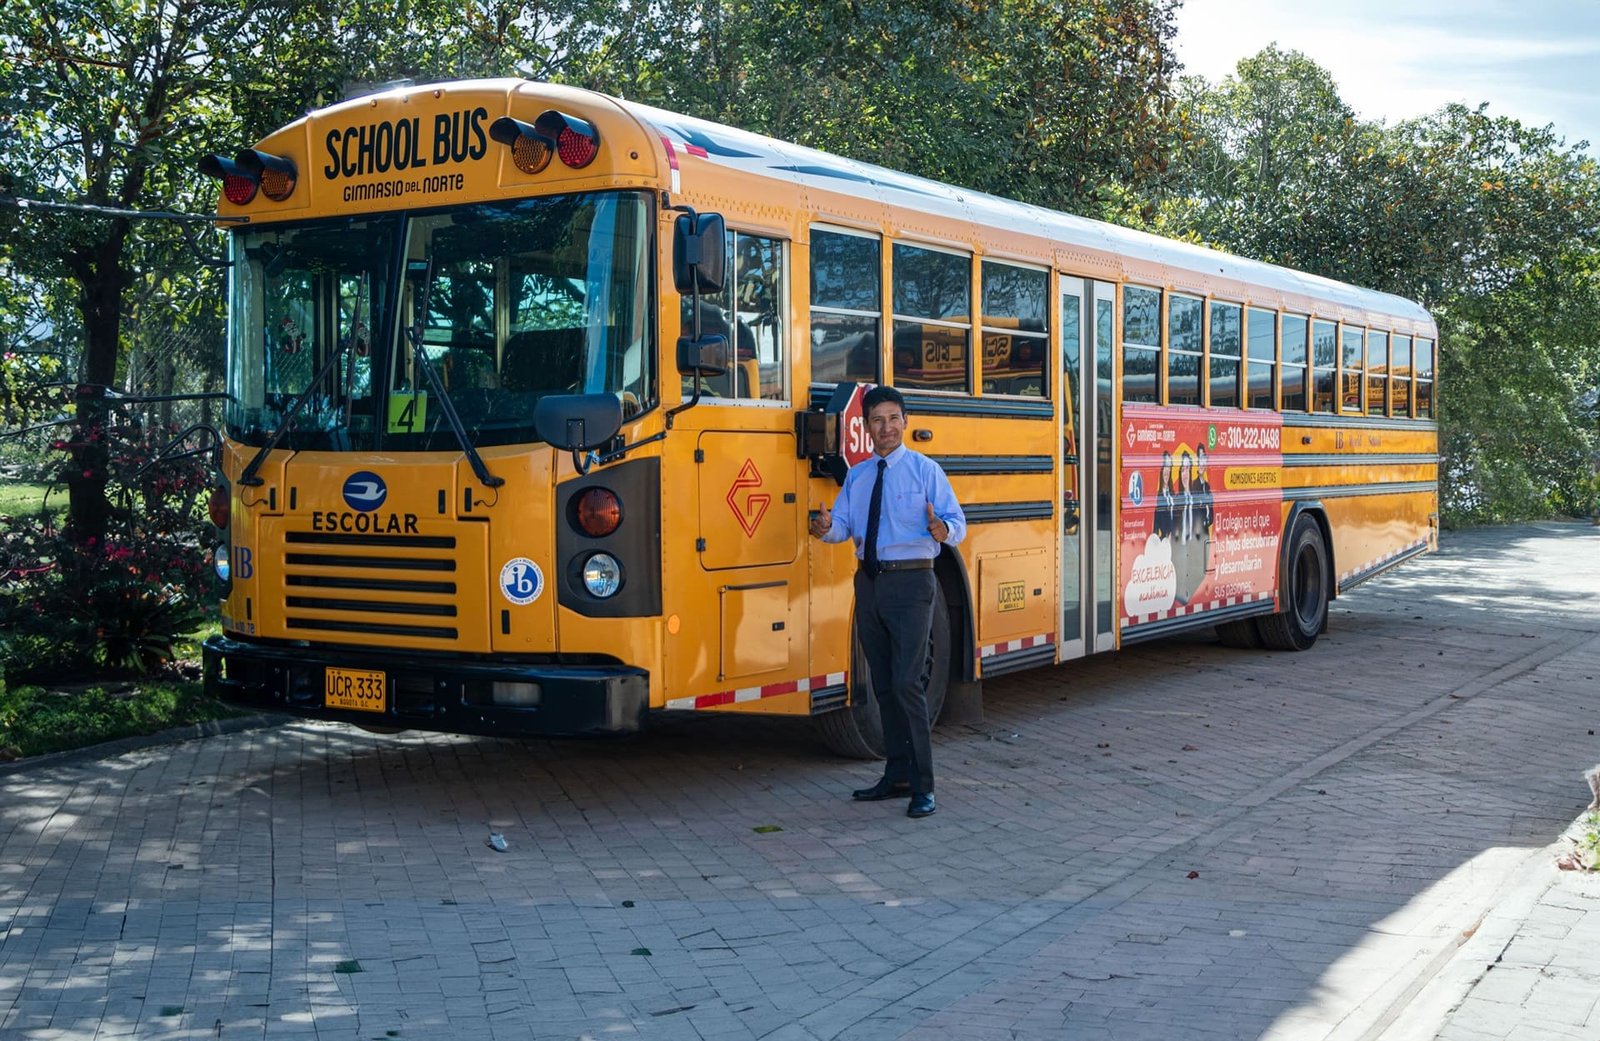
[237,148,298,201]
[534,110,600,168]
[199,153,259,205]
[199,148,298,204]
[489,116,555,175]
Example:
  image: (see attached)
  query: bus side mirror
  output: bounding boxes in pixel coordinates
[673,212,726,294]
[533,393,623,451]
[676,333,728,378]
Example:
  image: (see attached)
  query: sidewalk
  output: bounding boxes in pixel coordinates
[1376,813,1600,1041]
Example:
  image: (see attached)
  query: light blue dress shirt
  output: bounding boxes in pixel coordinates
[822,445,967,560]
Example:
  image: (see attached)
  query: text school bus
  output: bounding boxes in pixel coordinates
[200,79,1437,756]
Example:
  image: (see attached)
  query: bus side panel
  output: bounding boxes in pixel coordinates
[1118,405,1284,631]
[1282,420,1439,591]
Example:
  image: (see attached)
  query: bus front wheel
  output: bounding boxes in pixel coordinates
[815,581,951,760]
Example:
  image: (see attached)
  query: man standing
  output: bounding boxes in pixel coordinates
[808,386,966,818]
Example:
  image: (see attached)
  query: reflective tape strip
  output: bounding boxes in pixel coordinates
[979,632,1056,659]
[1123,590,1274,628]
[660,136,681,193]
[1338,537,1429,584]
[666,671,847,711]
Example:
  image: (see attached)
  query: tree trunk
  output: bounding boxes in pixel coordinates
[65,232,130,547]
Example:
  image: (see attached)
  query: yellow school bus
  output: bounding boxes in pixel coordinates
[199,78,1437,755]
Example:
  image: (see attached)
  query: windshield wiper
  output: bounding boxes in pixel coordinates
[238,290,363,487]
[404,256,504,488]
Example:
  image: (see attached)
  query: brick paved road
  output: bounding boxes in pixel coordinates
[3,522,1598,1041]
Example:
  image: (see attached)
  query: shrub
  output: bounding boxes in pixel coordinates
[0,391,218,682]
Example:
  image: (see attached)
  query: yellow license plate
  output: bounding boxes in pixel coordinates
[325,667,386,713]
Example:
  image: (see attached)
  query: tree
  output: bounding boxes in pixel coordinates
[1159,47,1600,524]
[601,0,1184,221]
[0,0,298,539]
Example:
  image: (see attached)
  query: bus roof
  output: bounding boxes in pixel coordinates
[618,96,1433,330]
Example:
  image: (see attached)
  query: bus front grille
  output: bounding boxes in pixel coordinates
[277,528,466,643]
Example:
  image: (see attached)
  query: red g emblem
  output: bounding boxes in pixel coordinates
[726,459,771,537]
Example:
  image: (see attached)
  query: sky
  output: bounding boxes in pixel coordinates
[1172,0,1600,154]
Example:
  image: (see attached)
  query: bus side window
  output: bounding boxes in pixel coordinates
[1122,285,1160,403]
[681,231,787,401]
[810,228,880,385]
[982,260,1048,397]
[1341,325,1365,413]
[736,233,787,401]
[1367,330,1389,417]
[1208,301,1242,408]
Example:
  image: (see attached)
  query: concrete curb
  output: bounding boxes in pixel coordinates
[0,712,288,777]
[1365,844,1562,1041]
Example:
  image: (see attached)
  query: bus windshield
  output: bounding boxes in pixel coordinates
[225,191,654,450]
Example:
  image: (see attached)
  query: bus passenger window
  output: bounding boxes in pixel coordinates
[1122,285,1160,403]
[1312,320,1337,413]
[1246,307,1276,410]
[1390,335,1413,417]
[1167,294,1202,406]
[1341,326,1365,413]
[810,229,880,385]
[1208,301,1241,408]
[893,243,971,392]
[1367,331,1389,416]
[1415,339,1434,418]
[981,261,1048,397]
[1281,314,1308,412]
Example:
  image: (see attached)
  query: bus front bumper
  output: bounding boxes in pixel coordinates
[202,635,649,737]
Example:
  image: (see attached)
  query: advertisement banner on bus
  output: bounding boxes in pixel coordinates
[1119,406,1284,626]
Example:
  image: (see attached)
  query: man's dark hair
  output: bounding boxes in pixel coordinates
[862,385,907,415]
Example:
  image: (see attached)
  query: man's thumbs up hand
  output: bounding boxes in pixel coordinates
[927,502,948,543]
[809,503,832,539]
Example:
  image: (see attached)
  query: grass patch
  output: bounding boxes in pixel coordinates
[0,678,241,761]
[1573,812,1600,870]
[0,481,59,518]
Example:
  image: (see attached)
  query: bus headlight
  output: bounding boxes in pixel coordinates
[213,542,231,582]
[581,553,622,597]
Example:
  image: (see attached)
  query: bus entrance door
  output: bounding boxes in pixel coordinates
[1059,277,1116,660]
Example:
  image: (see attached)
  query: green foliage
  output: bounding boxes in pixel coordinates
[0,393,218,682]
[0,680,236,760]
[606,0,1185,221]
[1160,47,1600,527]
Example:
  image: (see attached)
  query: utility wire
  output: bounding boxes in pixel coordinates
[0,195,248,223]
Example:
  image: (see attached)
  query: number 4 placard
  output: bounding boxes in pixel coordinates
[387,390,428,433]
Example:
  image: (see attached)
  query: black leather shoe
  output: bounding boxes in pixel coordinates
[907,793,936,818]
[852,779,910,801]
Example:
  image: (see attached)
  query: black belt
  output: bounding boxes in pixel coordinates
[861,558,934,575]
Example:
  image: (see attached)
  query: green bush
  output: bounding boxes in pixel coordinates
[0,394,218,683]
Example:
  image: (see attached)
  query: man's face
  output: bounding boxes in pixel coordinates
[866,401,907,455]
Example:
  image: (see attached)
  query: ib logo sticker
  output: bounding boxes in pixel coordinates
[499,557,544,606]
[1128,470,1145,506]
[342,471,387,512]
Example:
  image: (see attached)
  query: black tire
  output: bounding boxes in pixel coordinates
[815,579,951,759]
[1215,618,1264,649]
[1255,516,1329,651]
[350,722,409,735]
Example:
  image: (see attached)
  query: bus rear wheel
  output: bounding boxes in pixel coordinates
[1255,516,1329,651]
[815,580,950,760]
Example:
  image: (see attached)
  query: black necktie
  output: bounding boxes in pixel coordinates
[864,458,886,575]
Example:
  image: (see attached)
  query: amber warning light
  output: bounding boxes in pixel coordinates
[199,148,298,204]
